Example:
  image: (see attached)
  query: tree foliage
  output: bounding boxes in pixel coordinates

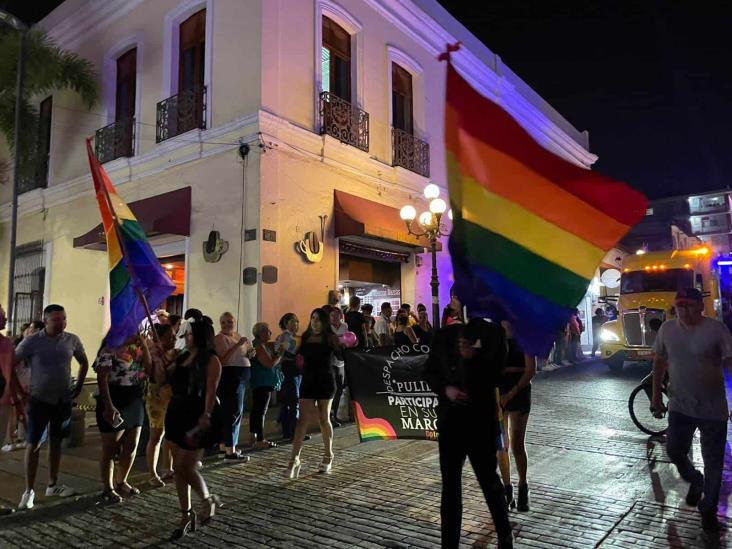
[0,29,99,185]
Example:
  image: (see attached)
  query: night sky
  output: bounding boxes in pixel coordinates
[3,0,731,200]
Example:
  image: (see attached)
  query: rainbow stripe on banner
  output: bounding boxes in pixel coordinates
[444,56,647,356]
[354,402,398,441]
[85,139,175,347]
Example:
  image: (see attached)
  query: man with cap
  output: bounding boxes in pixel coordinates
[652,287,732,532]
[424,293,513,548]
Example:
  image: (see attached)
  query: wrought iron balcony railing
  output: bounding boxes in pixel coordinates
[320,91,369,152]
[95,117,135,163]
[156,86,207,143]
[392,128,430,177]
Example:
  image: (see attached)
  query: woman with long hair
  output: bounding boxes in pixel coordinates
[145,323,177,486]
[286,308,342,478]
[164,321,223,540]
[497,321,536,512]
[394,308,419,349]
[413,307,433,348]
[441,294,464,328]
[95,335,150,502]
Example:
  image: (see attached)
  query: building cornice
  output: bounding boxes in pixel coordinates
[0,112,259,222]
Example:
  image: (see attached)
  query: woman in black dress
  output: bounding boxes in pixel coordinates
[165,320,223,540]
[286,308,342,478]
[497,321,536,513]
[394,308,418,349]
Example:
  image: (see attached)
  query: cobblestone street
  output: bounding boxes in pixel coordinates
[1,359,730,548]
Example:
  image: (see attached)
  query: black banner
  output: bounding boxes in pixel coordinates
[345,346,439,442]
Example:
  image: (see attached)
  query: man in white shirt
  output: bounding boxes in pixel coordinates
[373,302,394,347]
[652,288,732,532]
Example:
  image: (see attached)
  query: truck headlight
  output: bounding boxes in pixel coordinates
[600,329,620,342]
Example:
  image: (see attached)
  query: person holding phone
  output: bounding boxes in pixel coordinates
[95,335,150,502]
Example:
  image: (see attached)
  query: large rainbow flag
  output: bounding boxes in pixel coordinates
[86,139,175,347]
[444,58,647,356]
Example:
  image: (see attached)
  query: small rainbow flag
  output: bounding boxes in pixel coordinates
[444,55,646,356]
[354,402,397,441]
[86,139,175,347]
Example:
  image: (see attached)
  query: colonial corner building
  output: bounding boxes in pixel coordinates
[0,0,596,376]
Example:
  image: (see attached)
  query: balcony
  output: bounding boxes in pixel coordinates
[392,128,430,177]
[156,86,207,143]
[319,91,369,152]
[690,212,731,236]
[688,194,730,215]
[95,117,135,164]
[18,157,49,194]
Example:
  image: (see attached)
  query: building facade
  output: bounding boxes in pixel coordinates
[0,0,596,361]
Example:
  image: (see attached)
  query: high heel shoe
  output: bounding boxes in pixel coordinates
[318,456,333,474]
[517,483,529,512]
[285,457,301,479]
[200,495,221,525]
[504,484,516,510]
[169,508,197,541]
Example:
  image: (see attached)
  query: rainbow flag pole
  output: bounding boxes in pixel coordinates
[85,139,175,347]
[441,44,647,357]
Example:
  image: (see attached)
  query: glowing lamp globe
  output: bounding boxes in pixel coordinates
[447,209,453,220]
[419,211,433,227]
[424,183,440,200]
[400,205,417,221]
[429,198,447,215]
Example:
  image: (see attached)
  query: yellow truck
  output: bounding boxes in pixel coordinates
[599,247,718,372]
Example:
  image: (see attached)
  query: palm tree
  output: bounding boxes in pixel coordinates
[0,29,99,185]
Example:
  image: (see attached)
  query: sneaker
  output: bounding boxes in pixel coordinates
[702,512,723,532]
[686,474,703,507]
[45,484,76,498]
[1,444,13,452]
[18,490,35,510]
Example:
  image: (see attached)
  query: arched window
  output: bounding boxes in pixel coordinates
[321,16,351,101]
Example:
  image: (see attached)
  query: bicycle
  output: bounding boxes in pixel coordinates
[628,371,669,436]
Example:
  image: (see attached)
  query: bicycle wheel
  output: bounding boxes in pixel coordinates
[628,384,668,436]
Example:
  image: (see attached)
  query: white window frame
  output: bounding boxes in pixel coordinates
[162,0,214,128]
[387,45,426,158]
[102,33,144,156]
[314,0,363,129]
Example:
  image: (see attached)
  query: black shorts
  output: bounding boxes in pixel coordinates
[502,385,531,415]
[26,398,72,445]
[96,385,145,433]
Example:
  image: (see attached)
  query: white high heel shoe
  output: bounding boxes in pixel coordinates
[318,457,333,474]
[285,457,301,479]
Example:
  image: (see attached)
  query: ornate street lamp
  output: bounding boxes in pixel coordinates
[1,9,28,334]
[400,184,451,327]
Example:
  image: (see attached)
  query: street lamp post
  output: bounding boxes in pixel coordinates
[400,184,451,328]
[1,9,28,334]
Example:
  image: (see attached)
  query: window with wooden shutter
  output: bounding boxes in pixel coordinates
[322,16,351,101]
[115,48,136,121]
[179,9,206,92]
[392,63,413,135]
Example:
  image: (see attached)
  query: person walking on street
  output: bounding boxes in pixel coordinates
[213,312,252,460]
[591,308,607,358]
[652,288,732,532]
[374,302,394,347]
[164,320,223,540]
[328,306,348,426]
[497,321,536,512]
[275,313,306,441]
[567,309,583,363]
[14,304,89,510]
[286,308,343,478]
[424,298,513,549]
[145,323,177,485]
[95,335,150,502]
[0,304,24,515]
